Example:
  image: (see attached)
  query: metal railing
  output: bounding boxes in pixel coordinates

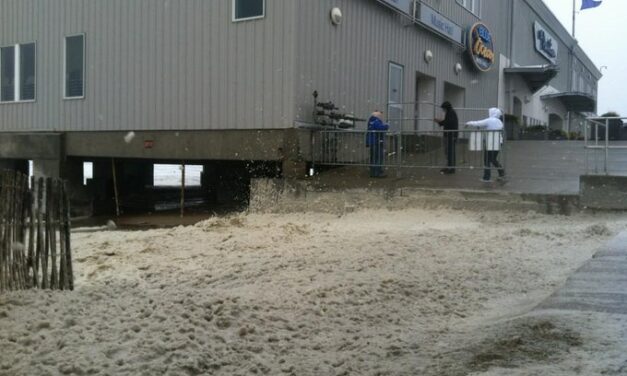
[312,128,506,171]
[584,116,627,175]
[384,103,493,133]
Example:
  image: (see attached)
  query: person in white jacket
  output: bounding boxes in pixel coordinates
[466,108,506,182]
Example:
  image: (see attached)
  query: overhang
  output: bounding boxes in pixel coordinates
[541,92,597,112]
[504,65,558,93]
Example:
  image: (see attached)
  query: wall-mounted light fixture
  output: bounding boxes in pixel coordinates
[330,8,342,25]
[454,63,462,75]
[424,50,433,64]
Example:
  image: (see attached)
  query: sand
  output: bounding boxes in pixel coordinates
[1,208,627,375]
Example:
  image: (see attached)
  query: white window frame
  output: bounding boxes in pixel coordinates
[63,33,86,100]
[456,0,481,17]
[0,42,37,104]
[232,0,265,22]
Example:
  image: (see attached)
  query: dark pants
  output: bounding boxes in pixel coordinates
[369,142,385,177]
[444,133,457,172]
[483,150,505,180]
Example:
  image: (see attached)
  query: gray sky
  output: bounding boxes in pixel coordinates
[542,0,625,116]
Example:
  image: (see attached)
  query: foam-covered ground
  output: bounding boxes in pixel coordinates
[1,208,626,375]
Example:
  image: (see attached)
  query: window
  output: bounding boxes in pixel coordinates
[20,44,36,101]
[233,0,265,21]
[65,34,85,99]
[457,0,481,16]
[1,43,36,102]
[387,62,404,132]
[1,46,15,102]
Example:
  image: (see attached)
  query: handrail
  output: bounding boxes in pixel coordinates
[584,116,627,175]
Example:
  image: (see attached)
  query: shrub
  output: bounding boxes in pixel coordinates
[549,129,567,139]
[568,131,584,140]
[526,125,547,132]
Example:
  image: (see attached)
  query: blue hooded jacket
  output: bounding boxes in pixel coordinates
[366,115,389,147]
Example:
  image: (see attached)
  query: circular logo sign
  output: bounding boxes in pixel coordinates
[468,22,495,72]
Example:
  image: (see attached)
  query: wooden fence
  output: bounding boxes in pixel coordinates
[0,170,73,292]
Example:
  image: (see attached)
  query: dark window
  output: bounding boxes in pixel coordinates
[234,0,264,20]
[1,46,15,102]
[20,43,35,101]
[65,35,84,98]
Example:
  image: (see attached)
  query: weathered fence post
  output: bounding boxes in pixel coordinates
[0,171,74,292]
[28,176,36,287]
[62,181,74,290]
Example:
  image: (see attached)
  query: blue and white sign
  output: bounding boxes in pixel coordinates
[534,22,558,64]
[418,3,463,44]
[379,0,413,15]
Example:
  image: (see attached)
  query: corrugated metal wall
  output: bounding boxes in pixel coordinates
[512,0,601,94]
[0,0,296,132]
[510,0,569,91]
[0,0,598,135]
[292,0,511,129]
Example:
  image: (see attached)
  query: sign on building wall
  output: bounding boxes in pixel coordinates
[467,23,495,72]
[534,22,558,64]
[418,3,463,44]
[378,0,413,15]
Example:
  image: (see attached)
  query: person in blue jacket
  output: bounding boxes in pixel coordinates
[366,110,389,178]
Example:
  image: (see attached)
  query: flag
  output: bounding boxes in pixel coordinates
[581,0,602,10]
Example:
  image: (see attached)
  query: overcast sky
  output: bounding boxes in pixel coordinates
[542,0,625,116]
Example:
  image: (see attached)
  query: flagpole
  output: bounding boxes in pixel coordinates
[573,0,575,39]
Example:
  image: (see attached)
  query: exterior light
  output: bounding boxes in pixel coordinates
[330,8,342,25]
[454,63,462,75]
[424,50,433,63]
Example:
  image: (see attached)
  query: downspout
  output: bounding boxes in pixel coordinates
[509,0,515,61]
[507,0,515,114]
[567,42,577,134]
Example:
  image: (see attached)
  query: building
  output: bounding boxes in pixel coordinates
[502,0,601,138]
[0,0,601,212]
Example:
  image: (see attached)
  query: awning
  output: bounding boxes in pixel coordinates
[504,65,558,93]
[541,91,597,112]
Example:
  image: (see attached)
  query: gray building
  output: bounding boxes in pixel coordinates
[502,0,601,137]
[0,0,601,212]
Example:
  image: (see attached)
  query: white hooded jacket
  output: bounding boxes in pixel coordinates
[466,108,504,151]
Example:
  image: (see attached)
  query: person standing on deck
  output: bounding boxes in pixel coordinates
[366,111,389,178]
[434,102,459,174]
[466,107,506,182]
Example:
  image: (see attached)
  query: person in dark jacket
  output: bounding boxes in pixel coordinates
[366,110,389,178]
[434,101,459,174]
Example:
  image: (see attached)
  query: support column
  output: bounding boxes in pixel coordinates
[63,158,91,217]
[281,129,308,179]
[33,157,90,217]
[32,159,62,179]
[201,164,218,203]
[92,159,115,215]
